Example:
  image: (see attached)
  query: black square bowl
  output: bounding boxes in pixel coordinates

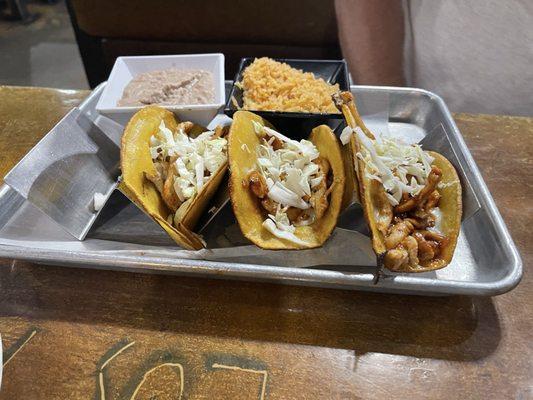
[224,58,350,139]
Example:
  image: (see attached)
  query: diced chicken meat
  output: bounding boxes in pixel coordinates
[161,165,182,212]
[177,121,194,134]
[413,231,436,261]
[246,170,269,198]
[384,248,409,271]
[385,219,414,250]
[402,235,419,267]
[261,198,279,215]
[394,166,442,214]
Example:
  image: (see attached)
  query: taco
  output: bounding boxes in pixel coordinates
[120,106,228,250]
[228,111,345,250]
[333,92,462,272]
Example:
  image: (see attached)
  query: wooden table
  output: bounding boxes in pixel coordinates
[0,86,531,400]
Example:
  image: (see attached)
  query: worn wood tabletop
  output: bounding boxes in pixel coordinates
[0,86,531,400]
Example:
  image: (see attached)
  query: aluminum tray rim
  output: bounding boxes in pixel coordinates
[0,236,521,296]
[0,173,522,297]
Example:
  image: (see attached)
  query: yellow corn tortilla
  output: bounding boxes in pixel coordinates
[120,106,227,250]
[228,110,345,250]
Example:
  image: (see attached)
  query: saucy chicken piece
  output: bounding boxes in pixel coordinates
[161,165,182,212]
[246,171,268,198]
[286,207,305,223]
[165,155,178,165]
[314,157,330,178]
[424,190,441,210]
[296,211,312,224]
[271,137,283,150]
[146,151,170,193]
[419,229,446,243]
[402,235,419,267]
[214,125,224,138]
[261,198,278,215]
[419,230,449,254]
[258,131,283,150]
[384,219,414,249]
[384,234,421,270]
[310,188,329,220]
[394,166,442,214]
[177,121,194,134]
[403,217,429,230]
[384,248,409,271]
[411,208,436,228]
[413,232,436,261]
[213,125,229,138]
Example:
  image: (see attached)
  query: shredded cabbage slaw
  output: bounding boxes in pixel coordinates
[252,121,325,245]
[343,127,434,206]
[149,121,227,202]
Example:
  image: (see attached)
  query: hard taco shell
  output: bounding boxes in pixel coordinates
[355,144,462,272]
[334,91,462,272]
[119,106,227,250]
[228,110,345,250]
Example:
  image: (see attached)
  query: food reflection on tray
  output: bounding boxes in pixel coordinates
[117,57,463,274]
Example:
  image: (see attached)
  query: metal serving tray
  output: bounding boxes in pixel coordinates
[0,84,522,296]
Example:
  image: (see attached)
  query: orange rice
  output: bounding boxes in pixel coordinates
[239,57,340,114]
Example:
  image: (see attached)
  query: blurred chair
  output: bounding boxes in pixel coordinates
[2,0,39,23]
[66,0,341,88]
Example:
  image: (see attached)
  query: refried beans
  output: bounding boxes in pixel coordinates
[118,69,215,107]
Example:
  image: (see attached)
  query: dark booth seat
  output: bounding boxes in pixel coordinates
[67,0,341,87]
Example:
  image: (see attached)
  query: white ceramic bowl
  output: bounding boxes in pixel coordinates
[96,53,225,126]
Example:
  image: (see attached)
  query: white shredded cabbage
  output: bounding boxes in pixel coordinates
[252,122,326,245]
[150,121,227,202]
[262,209,309,246]
[354,127,434,206]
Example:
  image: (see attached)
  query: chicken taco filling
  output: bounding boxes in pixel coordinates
[243,121,334,246]
[145,120,228,226]
[345,125,449,270]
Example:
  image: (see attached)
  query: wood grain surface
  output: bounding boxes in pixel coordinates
[0,86,531,400]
